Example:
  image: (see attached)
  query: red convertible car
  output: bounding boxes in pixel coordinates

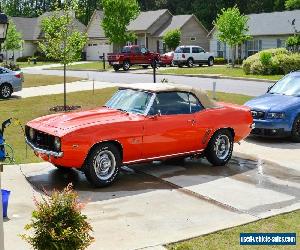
[25,83,253,187]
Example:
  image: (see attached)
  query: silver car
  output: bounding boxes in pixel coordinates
[0,67,24,99]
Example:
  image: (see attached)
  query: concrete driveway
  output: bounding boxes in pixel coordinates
[2,138,299,250]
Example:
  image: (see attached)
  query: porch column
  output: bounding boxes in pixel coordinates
[144,33,147,48]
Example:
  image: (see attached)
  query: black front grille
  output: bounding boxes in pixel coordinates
[251,110,265,119]
[25,126,57,152]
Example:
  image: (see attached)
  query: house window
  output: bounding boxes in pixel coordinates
[190,37,196,41]
[246,40,262,57]
[217,41,226,58]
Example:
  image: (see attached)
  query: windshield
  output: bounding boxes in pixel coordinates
[105,89,153,114]
[121,47,131,53]
[175,47,182,53]
[269,75,300,96]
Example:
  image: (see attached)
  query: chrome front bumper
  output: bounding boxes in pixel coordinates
[25,138,64,158]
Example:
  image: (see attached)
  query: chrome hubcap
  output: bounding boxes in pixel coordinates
[93,150,116,180]
[188,60,193,67]
[1,86,11,98]
[214,135,231,160]
[124,62,130,70]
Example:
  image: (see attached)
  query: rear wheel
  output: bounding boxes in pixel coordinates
[0,83,12,99]
[208,57,214,67]
[205,129,233,166]
[291,115,300,142]
[84,143,121,187]
[187,58,194,68]
[123,61,130,71]
[113,65,120,71]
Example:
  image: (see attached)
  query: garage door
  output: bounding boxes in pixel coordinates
[86,44,112,61]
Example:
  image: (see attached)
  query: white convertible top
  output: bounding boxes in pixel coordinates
[121,82,220,109]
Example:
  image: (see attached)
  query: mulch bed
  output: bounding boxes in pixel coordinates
[50,105,82,112]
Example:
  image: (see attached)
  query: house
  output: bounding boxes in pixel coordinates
[85,10,115,61]
[86,9,209,60]
[208,10,300,60]
[3,11,86,60]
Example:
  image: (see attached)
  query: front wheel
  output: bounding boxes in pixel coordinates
[84,143,121,187]
[123,61,130,71]
[205,129,233,166]
[0,83,12,99]
[291,115,300,142]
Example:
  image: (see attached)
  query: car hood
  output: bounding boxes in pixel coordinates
[27,107,141,136]
[245,93,300,112]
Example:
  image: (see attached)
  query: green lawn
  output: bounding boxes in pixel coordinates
[18,61,57,68]
[52,61,110,71]
[161,66,283,81]
[23,74,85,88]
[167,210,300,250]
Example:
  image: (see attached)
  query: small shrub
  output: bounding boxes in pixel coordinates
[21,184,94,250]
[16,56,31,62]
[2,61,20,71]
[242,48,299,75]
[214,57,227,65]
[259,51,272,66]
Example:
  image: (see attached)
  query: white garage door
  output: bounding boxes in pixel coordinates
[86,44,112,61]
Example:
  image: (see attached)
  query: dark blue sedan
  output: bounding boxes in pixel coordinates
[245,71,300,142]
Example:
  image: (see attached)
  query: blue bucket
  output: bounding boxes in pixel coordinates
[1,189,11,218]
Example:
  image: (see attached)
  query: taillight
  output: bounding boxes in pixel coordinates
[15,74,21,78]
[182,54,185,58]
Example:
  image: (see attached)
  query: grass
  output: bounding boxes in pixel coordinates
[52,61,110,71]
[18,61,56,68]
[23,74,85,88]
[161,65,284,81]
[167,210,300,250]
[1,89,252,165]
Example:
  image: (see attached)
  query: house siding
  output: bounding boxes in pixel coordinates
[180,17,209,51]
[3,41,37,60]
[210,30,289,59]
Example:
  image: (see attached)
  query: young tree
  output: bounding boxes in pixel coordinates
[101,0,140,45]
[285,0,300,9]
[2,20,23,62]
[214,6,251,67]
[39,0,87,110]
[163,29,181,51]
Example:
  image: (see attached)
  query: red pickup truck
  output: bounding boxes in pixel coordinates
[107,45,160,71]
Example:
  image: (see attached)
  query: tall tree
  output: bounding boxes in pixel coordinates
[39,0,87,110]
[101,0,140,45]
[3,20,23,62]
[214,6,251,67]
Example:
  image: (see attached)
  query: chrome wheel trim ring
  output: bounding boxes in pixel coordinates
[214,134,231,160]
[124,61,130,70]
[1,85,11,98]
[93,150,116,181]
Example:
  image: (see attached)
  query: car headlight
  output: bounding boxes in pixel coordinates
[54,137,61,151]
[266,112,285,119]
[29,128,35,140]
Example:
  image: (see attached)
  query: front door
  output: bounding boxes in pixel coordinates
[142,91,203,159]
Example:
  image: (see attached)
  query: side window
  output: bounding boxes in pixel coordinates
[134,47,141,53]
[152,92,191,115]
[0,69,7,74]
[199,47,205,53]
[192,47,200,53]
[182,47,190,53]
[189,94,204,113]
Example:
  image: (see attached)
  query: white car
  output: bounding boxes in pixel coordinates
[173,46,214,67]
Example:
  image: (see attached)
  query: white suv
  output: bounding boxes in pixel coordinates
[173,46,214,67]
